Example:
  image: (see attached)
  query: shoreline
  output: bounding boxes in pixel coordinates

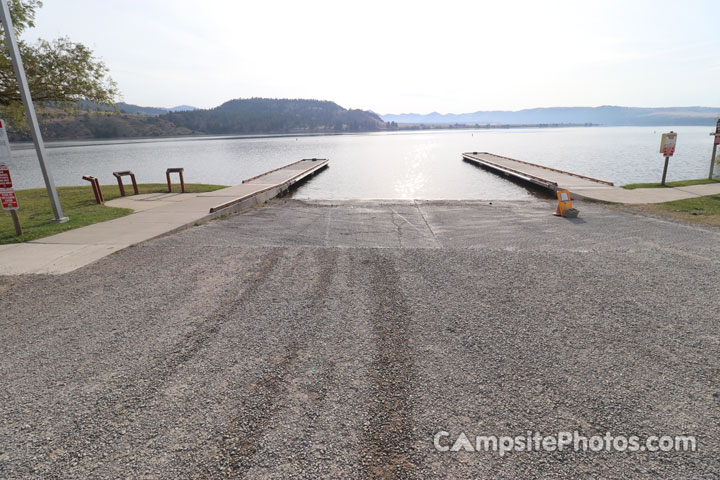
[9,123,601,150]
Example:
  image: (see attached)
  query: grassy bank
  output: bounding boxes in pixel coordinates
[634,194,720,227]
[622,178,720,189]
[0,183,225,244]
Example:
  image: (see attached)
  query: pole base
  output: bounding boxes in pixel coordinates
[52,216,70,224]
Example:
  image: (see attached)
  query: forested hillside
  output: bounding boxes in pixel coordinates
[8,110,195,142]
[8,98,387,141]
[164,98,386,134]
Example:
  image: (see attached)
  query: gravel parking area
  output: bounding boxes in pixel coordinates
[1,198,719,478]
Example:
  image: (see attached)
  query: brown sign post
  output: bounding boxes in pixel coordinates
[659,131,677,186]
[709,118,720,179]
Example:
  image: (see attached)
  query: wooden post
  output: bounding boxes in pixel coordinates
[661,156,670,186]
[129,173,139,195]
[709,119,720,179]
[114,173,126,196]
[94,178,104,203]
[113,171,138,196]
[82,176,104,204]
[709,142,718,180]
[10,209,21,236]
[166,168,185,193]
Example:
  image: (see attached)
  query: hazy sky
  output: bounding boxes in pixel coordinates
[26,0,720,113]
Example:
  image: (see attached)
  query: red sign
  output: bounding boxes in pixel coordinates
[715,135,720,146]
[660,132,677,157]
[0,188,18,210]
[0,164,12,189]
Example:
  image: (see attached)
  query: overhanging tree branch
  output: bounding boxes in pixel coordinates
[0,1,118,129]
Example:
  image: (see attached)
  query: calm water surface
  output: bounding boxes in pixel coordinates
[6,126,717,200]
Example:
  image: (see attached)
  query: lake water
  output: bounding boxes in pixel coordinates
[5,126,718,200]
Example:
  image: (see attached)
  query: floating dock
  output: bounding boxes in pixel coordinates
[462,152,720,204]
[0,159,328,274]
[208,158,328,213]
[462,152,613,192]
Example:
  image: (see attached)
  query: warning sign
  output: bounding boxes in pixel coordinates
[0,119,10,162]
[0,188,18,210]
[0,164,12,189]
[660,132,677,157]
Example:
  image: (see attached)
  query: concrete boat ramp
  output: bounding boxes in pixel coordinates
[4,151,720,275]
[0,158,327,275]
[463,151,720,203]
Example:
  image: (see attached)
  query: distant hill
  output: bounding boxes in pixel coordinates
[163,98,385,134]
[167,105,197,112]
[8,109,196,142]
[30,99,720,142]
[72,100,197,116]
[116,102,197,115]
[381,106,720,126]
[7,98,385,141]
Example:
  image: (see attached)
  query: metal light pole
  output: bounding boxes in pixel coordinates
[0,0,67,222]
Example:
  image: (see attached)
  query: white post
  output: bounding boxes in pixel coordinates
[0,0,67,222]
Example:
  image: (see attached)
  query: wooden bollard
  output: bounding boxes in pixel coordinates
[112,171,139,196]
[166,167,185,193]
[82,175,104,204]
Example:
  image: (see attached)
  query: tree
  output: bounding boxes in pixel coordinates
[0,0,118,128]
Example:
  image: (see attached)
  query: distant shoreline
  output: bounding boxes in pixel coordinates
[10,123,600,149]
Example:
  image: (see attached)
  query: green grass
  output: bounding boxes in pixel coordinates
[622,178,720,189]
[638,194,720,227]
[0,183,226,244]
[661,195,720,214]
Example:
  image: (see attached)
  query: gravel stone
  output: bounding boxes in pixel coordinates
[0,198,718,478]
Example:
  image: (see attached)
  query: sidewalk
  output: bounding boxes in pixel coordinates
[571,182,720,203]
[0,159,328,275]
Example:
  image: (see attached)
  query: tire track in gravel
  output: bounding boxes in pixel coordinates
[290,350,345,476]
[204,249,339,478]
[361,251,419,479]
[149,249,285,381]
[52,248,286,474]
